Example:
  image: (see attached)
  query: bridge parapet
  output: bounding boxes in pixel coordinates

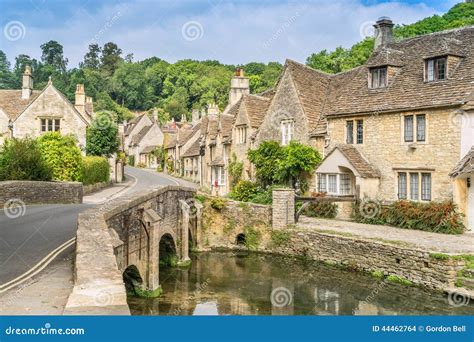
[64,185,197,315]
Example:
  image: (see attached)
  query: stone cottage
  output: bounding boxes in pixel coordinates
[0,66,92,148]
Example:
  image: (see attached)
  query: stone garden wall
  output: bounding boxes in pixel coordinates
[0,180,83,207]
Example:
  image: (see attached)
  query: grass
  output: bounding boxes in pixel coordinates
[386,275,413,286]
[194,194,206,203]
[271,230,291,247]
[244,226,261,250]
[429,252,450,261]
[371,270,384,279]
[134,285,163,298]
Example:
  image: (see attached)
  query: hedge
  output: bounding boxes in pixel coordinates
[352,200,465,235]
[82,156,110,185]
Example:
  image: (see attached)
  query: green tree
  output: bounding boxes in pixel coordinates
[86,111,120,157]
[0,50,13,89]
[40,40,68,72]
[37,132,83,181]
[12,54,38,88]
[247,141,286,187]
[82,44,101,69]
[112,62,151,109]
[101,42,122,76]
[0,137,52,181]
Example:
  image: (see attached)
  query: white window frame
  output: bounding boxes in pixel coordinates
[40,118,60,133]
[397,171,432,202]
[236,125,247,144]
[317,173,353,196]
[212,166,225,186]
[281,119,294,146]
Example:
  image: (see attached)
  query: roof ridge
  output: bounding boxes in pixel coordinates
[392,25,474,45]
[285,58,333,77]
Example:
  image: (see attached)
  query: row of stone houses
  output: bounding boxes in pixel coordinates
[0,66,92,148]
[168,18,474,231]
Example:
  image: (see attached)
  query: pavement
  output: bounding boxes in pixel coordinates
[0,167,196,289]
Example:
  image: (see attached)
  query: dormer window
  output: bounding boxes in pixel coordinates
[369,67,387,89]
[425,57,447,82]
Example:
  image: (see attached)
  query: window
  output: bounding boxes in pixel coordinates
[281,120,294,146]
[370,67,387,89]
[41,118,60,132]
[404,114,426,143]
[356,120,364,144]
[426,57,447,82]
[398,172,407,199]
[236,126,247,144]
[212,166,225,186]
[346,121,354,144]
[317,173,352,195]
[328,175,337,194]
[421,173,431,201]
[410,173,419,201]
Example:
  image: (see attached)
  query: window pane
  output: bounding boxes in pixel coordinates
[421,173,431,201]
[318,174,327,192]
[427,60,434,81]
[416,115,425,142]
[346,121,354,144]
[48,119,53,131]
[41,119,46,132]
[410,173,419,201]
[371,69,378,88]
[356,120,363,144]
[404,116,414,142]
[54,119,60,132]
[328,174,337,193]
[398,172,407,200]
[339,174,351,195]
[436,58,446,80]
[379,68,387,87]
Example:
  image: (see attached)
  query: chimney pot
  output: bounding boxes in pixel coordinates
[75,84,86,115]
[373,16,394,50]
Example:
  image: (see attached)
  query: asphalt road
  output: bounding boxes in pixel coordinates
[0,167,190,284]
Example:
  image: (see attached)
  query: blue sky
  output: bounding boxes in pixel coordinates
[0,0,461,67]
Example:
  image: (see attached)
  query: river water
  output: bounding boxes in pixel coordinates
[128,252,473,315]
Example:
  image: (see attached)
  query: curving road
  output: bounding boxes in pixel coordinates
[0,167,195,285]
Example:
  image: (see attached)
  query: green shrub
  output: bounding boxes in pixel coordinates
[229,180,259,202]
[0,137,52,181]
[128,155,135,166]
[304,201,338,219]
[37,133,83,182]
[271,230,291,247]
[210,197,226,210]
[136,162,146,168]
[352,200,464,234]
[228,153,243,189]
[82,156,110,185]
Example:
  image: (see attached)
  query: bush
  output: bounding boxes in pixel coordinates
[136,162,146,168]
[128,155,135,166]
[229,180,259,202]
[304,201,339,219]
[85,111,119,157]
[228,153,243,189]
[0,137,52,181]
[210,197,226,210]
[37,133,83,182]
[352,200,465,234]
[82,156,110,185]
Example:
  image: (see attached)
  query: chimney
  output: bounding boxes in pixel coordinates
[207,103,219,118]
[21,65,33,100]
[75,84,86,115]
[152,109,159,123]
[191,109,200,125]
[373,16,394,50]
[229,67,249,105]
[85,96,94,116]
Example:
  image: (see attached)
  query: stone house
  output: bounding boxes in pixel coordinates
[180,123,203,183]
[314,20,474,223]
[164,123,194,174]
[0,66,92,149]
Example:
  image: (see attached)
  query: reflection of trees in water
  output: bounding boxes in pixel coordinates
[128,252,474,316]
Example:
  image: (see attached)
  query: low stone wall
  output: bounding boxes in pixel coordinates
[0,181,83,207]
[198,196,272,249]
[83,181,112,195]
[272,229,464,291]
[65,185,196,315]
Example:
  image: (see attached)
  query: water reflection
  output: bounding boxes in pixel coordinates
[127,252,474,316]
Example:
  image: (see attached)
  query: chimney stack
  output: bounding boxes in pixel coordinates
[191,109,200,125]
[207,103,219,118]
[21,65,33,100]
[152,109,158,123]
[229,67,249,106]
[373,16,394,50]
[75,84,86,115]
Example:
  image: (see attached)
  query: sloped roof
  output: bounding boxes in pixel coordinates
[208,118,219,140]
[450,147,474,178]
[0,90,42,121]
[141,145,158,154]
[178,123,201,147]
[324,26,474,117]
[243,95,272,128]
[285,59,332,130]
[209,157,224,166]
[181,138,201,158]
[165,134,178,149]
[130,125,152,145]
[220,114,234,139]
[321,144,380,178]
[125,114,145,136]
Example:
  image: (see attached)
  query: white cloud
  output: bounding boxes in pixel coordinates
[2,0,442,67]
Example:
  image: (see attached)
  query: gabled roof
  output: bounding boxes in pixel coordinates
[165,134,178,149]
[220,114,234,140]
[181,138,201,158]
[284,59,332,130]
[0,90,41,121]
[450,147,474,178]
[130,125,152,146]
[320,144,380,178]
[125,114,145,136]
[324,26,474,117]
[242,95,272,128]
[141,145,158,154]
[207,118,219,140]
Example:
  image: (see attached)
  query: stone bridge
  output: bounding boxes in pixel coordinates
[65,185,201,315]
